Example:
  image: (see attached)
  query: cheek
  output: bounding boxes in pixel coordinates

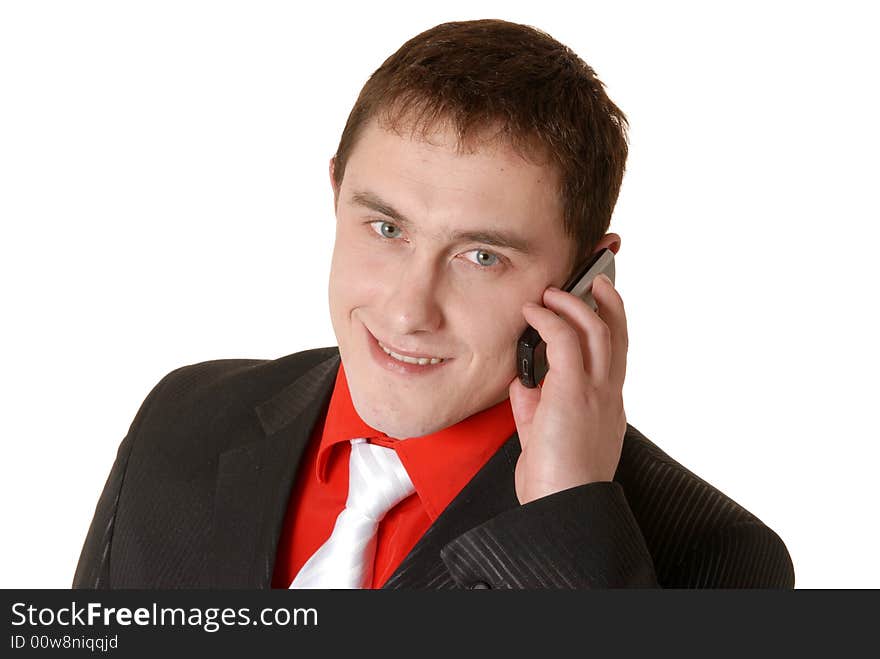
[455,290,527,356]
[329,234,391,308]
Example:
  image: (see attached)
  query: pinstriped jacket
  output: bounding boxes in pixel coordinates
[73,347,795,589]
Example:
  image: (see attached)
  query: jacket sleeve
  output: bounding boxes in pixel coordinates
[71,368,181,589]
[439,481,659,588]
[71,431,137,588]
[438,481,795,589]
[664,520,795,588]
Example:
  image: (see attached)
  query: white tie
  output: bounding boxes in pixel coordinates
[289,438,415,589]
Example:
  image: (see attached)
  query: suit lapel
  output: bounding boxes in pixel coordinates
[382,433,522,589]
[208,353,340,588]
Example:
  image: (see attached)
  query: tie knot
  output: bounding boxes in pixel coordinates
[346,438,415,522]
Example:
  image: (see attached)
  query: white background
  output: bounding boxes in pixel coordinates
[1,1,877,589]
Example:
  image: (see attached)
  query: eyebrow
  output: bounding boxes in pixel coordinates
[349,190,534,255]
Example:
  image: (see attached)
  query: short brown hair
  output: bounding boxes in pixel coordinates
[332,19,629,269]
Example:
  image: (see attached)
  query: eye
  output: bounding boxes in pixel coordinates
[369,220,403,239]
[464,249,501,268]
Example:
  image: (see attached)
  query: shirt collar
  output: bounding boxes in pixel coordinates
[316,363,516,521]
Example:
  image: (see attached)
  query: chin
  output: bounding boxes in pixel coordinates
[349,391,442,439]
[364,407,443,440]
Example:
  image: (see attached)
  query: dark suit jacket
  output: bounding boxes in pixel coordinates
[73,347,795,589]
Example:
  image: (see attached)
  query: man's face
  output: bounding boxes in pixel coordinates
[328,118,575,439]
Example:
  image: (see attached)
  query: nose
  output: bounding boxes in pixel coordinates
[378,256,445,336]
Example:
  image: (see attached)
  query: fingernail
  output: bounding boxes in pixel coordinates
[546,286,561,293]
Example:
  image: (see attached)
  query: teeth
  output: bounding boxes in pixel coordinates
[379,342,444,365]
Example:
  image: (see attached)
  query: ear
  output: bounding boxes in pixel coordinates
[570,233,622,271]
[594,232,621,256]
[329,156,339,197]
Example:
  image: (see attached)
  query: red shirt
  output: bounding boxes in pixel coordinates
[271,363,516,588]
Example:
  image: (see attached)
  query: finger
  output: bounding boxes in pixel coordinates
[591,273,629,388]
[508,376,541,449]
[542,286,612,381]
[521,302,586,390]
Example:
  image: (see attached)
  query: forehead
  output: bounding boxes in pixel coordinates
[341,119,569,248]
[352,114,553,176]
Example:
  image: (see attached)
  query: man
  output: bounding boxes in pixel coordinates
[73,19,794,589]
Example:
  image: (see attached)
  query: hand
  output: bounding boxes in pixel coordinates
[508,273,629,505]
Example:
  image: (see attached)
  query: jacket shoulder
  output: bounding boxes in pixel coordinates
[133,346,339,425]
[117,345,340,477]
[617,424,795,587]
[149,347,339,406]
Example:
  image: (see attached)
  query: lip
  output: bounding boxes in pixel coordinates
[364,325,451,376]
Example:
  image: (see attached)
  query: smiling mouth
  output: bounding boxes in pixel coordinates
[377,341,446,365]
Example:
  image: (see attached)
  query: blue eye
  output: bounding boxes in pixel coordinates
[370,221,402,239]
[465,249,500,268]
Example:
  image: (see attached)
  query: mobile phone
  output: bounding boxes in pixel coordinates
[516,248,616,388]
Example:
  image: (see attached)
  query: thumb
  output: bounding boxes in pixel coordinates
[508,377,541,449]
